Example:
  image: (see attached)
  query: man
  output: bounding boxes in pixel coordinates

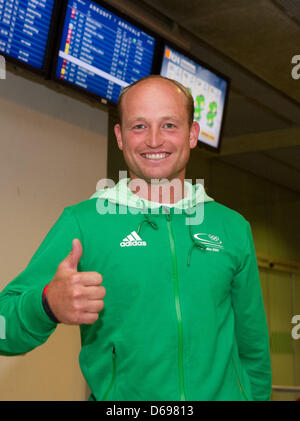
[0,76,271,401]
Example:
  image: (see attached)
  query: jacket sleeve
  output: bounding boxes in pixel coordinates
[0,206,83,356]
[231,221,272,401]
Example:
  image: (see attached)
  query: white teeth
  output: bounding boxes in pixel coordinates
[143,153,170,160]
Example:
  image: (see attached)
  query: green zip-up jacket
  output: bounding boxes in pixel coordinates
[0,178,272,401]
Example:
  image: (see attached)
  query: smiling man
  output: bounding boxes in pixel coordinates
[115,76,199,182]
[0,76,272,401]
[113,76,200,205]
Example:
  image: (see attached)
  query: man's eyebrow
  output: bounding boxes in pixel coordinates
[128,117,147,123]
[127,116,181,124]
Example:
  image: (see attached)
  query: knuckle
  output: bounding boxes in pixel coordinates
[70,282,83,299]
[71,300,82,313]
[71,287,81,300]
[72,313,81,325]
[71,273,81,285]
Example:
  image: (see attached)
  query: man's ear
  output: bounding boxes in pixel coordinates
[114,124,123,150]
[189,121,200,149]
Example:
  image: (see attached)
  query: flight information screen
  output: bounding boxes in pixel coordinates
[0,0,55,70]
[160,45,229,151]
[55,0,156,104]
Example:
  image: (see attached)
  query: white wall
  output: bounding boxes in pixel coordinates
[0,70,108,400]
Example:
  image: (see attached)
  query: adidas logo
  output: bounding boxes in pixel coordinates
[120,231,147,247]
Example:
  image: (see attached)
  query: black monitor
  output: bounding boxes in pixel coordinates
[51,0,158,105]
[159,44,230,152]
[0,0,60,75]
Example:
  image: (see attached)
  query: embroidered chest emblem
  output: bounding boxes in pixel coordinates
[193,233,224,252]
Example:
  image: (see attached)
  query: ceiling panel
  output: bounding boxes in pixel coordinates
[140,0,300,195]
[143,0,300,103]
[222,92,291,137]
[220,148,300,194]
[264,145,300,171]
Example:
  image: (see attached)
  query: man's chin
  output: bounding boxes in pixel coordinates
[128,166,185,184]
[131,172,175,183]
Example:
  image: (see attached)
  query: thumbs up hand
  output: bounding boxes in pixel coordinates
[45,239,105,325]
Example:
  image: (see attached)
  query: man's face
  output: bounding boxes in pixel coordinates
[114,79,199,183]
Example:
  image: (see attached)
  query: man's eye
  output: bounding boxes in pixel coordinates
[163,123,176,129]
[132,124,145,130]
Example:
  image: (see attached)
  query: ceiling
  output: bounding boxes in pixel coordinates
[121,0,300,195]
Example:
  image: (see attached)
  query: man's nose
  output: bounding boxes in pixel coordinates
[145,127,163,148]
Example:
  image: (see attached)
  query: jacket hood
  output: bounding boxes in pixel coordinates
[90,177,214,210]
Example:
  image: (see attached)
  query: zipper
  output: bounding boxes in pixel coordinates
[101,346,116,401]
[232,356,249,401]
[166,213,186,401]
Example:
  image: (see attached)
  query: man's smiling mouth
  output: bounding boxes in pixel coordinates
[140,153,171,160]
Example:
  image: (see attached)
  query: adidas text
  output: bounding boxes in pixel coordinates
[120,240,147,247]
[120,231,147,247]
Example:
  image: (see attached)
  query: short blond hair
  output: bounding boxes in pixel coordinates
[117,75,194,127]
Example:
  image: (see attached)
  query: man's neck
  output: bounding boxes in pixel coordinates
[127,176,188,204]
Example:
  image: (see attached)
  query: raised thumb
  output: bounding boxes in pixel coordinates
[66,238,82,270]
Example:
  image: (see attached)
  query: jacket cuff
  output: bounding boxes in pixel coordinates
[42,284,60,324]
[19,286,58,339]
